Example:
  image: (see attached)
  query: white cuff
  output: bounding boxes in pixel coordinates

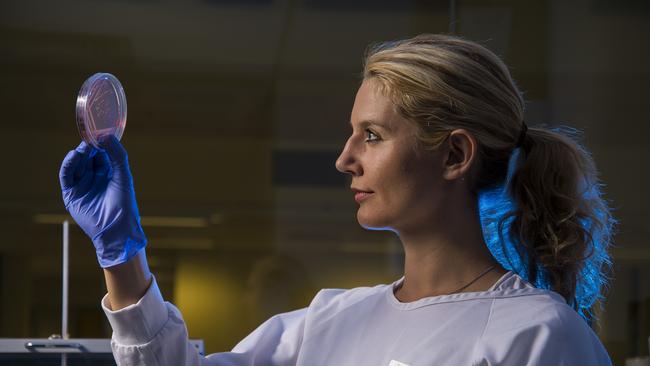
[101,275,169,346]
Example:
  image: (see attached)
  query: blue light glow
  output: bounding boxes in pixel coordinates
[478,141,616,322]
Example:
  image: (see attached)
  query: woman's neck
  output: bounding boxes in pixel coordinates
[394,201,506,302]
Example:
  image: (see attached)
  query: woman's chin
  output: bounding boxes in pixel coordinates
[356,211,392,231]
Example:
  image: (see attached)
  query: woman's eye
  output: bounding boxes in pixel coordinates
[365,129,380,142]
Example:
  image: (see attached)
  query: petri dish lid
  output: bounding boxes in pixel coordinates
[75,73,127,148]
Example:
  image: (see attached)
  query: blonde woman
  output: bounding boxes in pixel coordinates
[59,34,614,365]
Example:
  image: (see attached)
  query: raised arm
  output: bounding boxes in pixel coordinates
[59,136,152,309]
[58,136,306,365]
[103,249,152,310]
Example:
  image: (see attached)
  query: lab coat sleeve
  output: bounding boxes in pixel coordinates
[102,275,307,366]
[472,299,612,366]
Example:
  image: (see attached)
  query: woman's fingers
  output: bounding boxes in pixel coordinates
[60,141,95,190]
[93,149,110,176]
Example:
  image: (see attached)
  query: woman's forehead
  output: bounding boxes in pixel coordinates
[351,79,403,130]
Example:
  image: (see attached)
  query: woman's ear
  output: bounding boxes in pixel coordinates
[442,129,477,181]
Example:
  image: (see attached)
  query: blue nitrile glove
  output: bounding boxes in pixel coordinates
[59,135,147,268]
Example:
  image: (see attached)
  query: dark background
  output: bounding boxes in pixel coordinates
[1,0,649,364]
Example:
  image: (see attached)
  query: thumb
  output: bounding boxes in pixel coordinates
[98,135,131,181]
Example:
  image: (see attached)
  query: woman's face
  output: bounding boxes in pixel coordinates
[336,78,448,232]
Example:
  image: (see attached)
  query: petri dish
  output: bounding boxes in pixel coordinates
[75,73,127,148]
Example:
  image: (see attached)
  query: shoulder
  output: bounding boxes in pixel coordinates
[307,282,389,317]
[486,272,597,337]
[487,288,577,333]
[476,288,611,365]
[255,281,388,332]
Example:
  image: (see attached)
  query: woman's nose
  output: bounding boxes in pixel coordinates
[335,138,361,176]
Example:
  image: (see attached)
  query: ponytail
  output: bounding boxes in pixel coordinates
[483,125,616,322]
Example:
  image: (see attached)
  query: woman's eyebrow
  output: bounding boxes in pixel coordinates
[351,119,393,131]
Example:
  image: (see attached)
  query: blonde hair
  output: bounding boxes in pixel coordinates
[363,34,615,322]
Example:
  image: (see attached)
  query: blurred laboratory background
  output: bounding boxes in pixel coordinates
[0,0,649,364]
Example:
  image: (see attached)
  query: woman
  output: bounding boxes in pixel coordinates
[59,34,614,365]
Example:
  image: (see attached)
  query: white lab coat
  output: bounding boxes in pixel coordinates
[102,271,612,365]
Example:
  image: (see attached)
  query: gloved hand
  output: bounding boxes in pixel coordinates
[59,135,147,268]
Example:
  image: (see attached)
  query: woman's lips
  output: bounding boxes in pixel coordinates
[354,191,373,203]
